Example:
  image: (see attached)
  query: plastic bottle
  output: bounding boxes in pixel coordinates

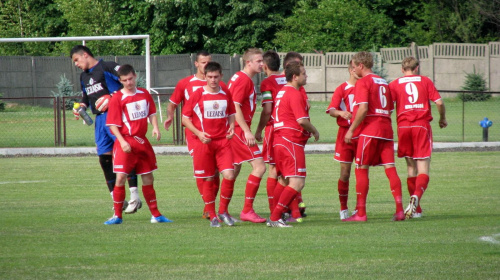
[73,103,93,126]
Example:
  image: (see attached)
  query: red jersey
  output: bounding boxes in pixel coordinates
[389,75,441,123]
[353,74,394,140]
[228,71,257,127]
[260,73,287,126]
[326,81,356,127]
[182,86,236,140]
[106,87,156,138]
[272,85,311,144]
[169,75,206,105]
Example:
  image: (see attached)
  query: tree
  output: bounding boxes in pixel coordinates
[460,65,490,102]
[273,0,398,52]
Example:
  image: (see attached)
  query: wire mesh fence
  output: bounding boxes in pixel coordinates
[0,92,498,148]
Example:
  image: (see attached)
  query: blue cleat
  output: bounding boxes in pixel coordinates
[151,215,173,223]
[104,215,123,225]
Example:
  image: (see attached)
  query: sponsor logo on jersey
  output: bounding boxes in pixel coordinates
[204,100,227,119]
[399,76,421,84]
[372,77,388,85]
[86,83,104,95]
[231,74,239,82]
[405,103,424,109]
[276,90,285,99]
[376,109,389,114]
[275,77,287,84]
[114,65,120,72]
[126,100,148,121]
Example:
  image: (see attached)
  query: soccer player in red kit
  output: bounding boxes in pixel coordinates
[228,48,267,223]
[182,62,238,227]
[389,57,447,219]
[267,61,320,228]
[254,50,287,214]
[163,51,221,219]
[344,51,405,222]
[104,64,172,225]
[326,61,359,220]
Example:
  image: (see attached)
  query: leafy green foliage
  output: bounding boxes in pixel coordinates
[0,93,5,111]
[459,65,490,101]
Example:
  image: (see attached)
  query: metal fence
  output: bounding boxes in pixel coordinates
[0,92,498,148]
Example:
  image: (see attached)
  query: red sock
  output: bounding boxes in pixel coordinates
[202,180,216,219]
[142,184,161,217]
[242,174,262,213]
[297,192,304,204]
[270,187,298,221]
[213,174,220,198]
[218,178,235,214]
[354,168,369,217]
[385,167,403,213]
[112,186,125,218]
[338,179,349,211]
[414,174,429,200]
[272,182,286,211]
[290,198,301,219]
[407,177,416,196]
[266,177,278,213]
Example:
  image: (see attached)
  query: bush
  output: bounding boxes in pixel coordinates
[51,74,80,110]
[0,93,5,111]
[459,66,490,102]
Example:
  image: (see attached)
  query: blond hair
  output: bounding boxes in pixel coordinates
[352,51,373,69]
[402,56,419,71]
[243,48,263,63]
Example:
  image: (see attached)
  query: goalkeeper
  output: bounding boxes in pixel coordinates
[70,45,141,215]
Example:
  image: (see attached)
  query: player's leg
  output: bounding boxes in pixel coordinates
[338,162,352,219]
[240,157,266,223]
[140,172,172,223]
[266,164,278,214]
[269,177,304,227]
[218,170,236,226]
[125,170,141,214]
[384,163,404,221]
[407,158,430,218]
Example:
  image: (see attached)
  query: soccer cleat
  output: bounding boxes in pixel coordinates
[202,211,210,220]
[298,202,307,217]
[404,195,419,219]
[286,216,303,223]
[218,213,235,226]
[267,218,292,228]
[392,211,405,221]
[210,217,221,228]
[340,209,350,220]
[151,215,173,223]
[342,213,367,222]
[227,214,241,224]
[240,210,266,223]
[412,211,423,218]
[104,215,123,225]
[124,199,142,214]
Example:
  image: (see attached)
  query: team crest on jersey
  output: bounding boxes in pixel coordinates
[89,78,95,85]
[135,103,141,111]
[213,101,219,110]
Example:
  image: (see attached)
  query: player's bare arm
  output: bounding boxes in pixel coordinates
[298,118,320,142]
[255,102,272,142]
[329,109,352,120]
[227,115,235,139]
[150,114,161,141]
[345,103,368,144]
[163,102,177,131]
[182,116,211,144]
[234,103,256,146]
[435,100,448,128]
[110,125,131,153]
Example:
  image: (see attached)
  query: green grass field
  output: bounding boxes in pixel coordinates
[0,97,499,147]
[1,152,499,279]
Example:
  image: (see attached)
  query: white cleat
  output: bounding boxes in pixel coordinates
[124,199,142,214]
[340,209,350,220]
[404,195,419,219]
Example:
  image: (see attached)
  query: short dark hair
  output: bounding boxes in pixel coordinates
[117,64,135,77]
[283,51,303,69]
[196,50,211,61]
[204,61,222,75]
[263,50,280,71]
[285,61,303,82]
[70,45,94,58]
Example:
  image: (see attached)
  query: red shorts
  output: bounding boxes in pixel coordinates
[230,126,263,165]
[113,136,157,175]
[334,126,356,163]
[355,136,395,166]
[273,135,306,178]
[262,125,275,164]
[192,138,234,178]
[397,121,433,159]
